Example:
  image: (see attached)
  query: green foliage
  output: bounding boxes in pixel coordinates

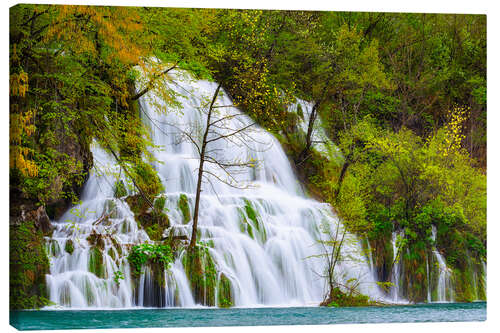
[324,288,371,307]
[127,243,174,276]
[154,196,166,213]
[113,180,127,198]
[10,220,51,309]
[113,270,125,286]
[131,161,164,199]
[9,5,486,306]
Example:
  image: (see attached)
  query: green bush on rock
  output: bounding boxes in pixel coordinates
[321,287,372,307]
[64,239,74,255]
[127,243,174,276]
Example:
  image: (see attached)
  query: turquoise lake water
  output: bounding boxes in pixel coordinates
[10,302,486,330]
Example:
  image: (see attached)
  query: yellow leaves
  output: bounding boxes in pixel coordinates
[46,5,144,66]
[10,146,39,177]
[10,108,38,177]
[10,71,29,97]
[441,105,469,157]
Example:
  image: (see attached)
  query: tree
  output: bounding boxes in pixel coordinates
[312,215,374,307]
[186,85,259,249]
[139,79,260,249]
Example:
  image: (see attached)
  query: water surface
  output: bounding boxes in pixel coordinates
[10,302,486,330]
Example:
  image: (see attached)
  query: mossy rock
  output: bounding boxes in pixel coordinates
[126,195,170,241]
[400,245,429,303]
[125,194,150,216]
[320,287,371,307]
[64,239,75,255]
[238,200,266,243]
[88,246,105,279]
[87,230,105,250]
[183,245,217,306]
[178,194,191,223]
[132,161,164,198]
[369,236,393,283]
[217,273,233,308]
[10,220,51,309]
[154,196,166,213]
[46,239,61,257]
[139,211,170,241]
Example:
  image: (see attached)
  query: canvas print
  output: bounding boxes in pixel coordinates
[9,4,486,330]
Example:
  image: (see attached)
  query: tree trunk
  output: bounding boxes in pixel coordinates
[189,83,222,250]
[334,158,351,199]
[298,101,319,163]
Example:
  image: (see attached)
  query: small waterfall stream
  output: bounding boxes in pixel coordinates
[390,231,407,303]
[43,70,389,309]
[430,226,455,302]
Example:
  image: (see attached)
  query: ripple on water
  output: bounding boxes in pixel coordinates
[10,302,486,330]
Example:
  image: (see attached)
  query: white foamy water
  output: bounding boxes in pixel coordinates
[44,69,399,308]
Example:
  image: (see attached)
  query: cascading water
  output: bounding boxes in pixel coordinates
[43,69,390,309]
[389,230,407,303]
[430,226,455,302]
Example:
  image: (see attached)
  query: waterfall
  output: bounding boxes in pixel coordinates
[390,231,407,303]
[43,69,391,308]
[430,226,454,302]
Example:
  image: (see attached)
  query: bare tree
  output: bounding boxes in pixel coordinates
[309,218,372,306]
[140,82,267,250]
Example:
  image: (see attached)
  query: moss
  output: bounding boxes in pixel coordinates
[47,239,61,257]
[183,245,217,306]
[369,236,393,283]
[217,273,233,308]
[125,194,149,216]
[10,220,51,309]
[110,237,123,257]
[243,199,258,225]
[108,247,116,261]
[126,194,170,241]
[296,103,304,120]
[133,161,164,198]
[113,179,127,198]
[320,287,372,307]
[239,200,266,243]
[64,239,74,255]
[88,246,105,278]
[178,194,191,223]
[154,196,166,213]
[399,243,429,303]
[145,224,163,241]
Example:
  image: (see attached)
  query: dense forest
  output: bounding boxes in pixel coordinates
[10,5,486,309]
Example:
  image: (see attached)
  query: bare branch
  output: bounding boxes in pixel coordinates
[205,123,256,144]
[130,63,178,101]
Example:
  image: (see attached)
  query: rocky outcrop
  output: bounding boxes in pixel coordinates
[45,130,94,220]
[10,203,53,235]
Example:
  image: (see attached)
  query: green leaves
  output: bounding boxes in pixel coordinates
[127,243,174,276]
